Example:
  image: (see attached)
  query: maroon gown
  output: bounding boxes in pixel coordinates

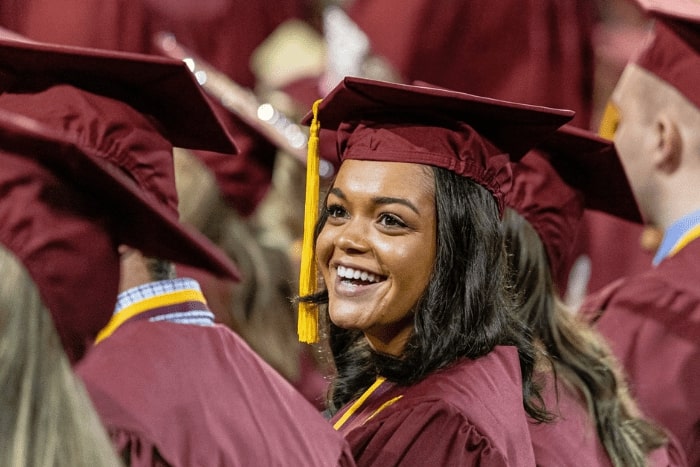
[330,346,536,466]
[582,239,700,466]
[76,297,354,466]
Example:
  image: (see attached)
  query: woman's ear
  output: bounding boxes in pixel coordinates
[654,114,682,174]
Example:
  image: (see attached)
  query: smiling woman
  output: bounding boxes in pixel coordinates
[317,160,436,356]
[296,77,575,466]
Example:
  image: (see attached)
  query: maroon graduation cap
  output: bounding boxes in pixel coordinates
[507,125,641,279]
[0,37,242,361]
[632,0,700,108]
[302,76,574,214]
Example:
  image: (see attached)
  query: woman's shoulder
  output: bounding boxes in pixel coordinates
[334,346,536,465]
[407,345,524,405]
[370,346,534,462]
[342,396,517,467]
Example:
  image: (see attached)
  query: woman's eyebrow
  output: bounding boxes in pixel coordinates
[329,187,346,200]
[372,196,420,215]
[329,187,420,214]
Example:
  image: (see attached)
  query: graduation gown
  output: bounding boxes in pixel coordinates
[76,296,354,467]
[330,346,536,466]
[582,239,700,466]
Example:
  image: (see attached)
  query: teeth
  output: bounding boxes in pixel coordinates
[337,266,381,283]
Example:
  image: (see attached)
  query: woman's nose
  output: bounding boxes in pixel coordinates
[335,219,370,254]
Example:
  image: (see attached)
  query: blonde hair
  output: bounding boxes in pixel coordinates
[0,245,122,467]
[502,209,667,467]
[173,148,302,381]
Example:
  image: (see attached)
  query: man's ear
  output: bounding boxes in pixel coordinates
[654,114,682,173]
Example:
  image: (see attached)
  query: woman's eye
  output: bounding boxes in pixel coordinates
[326,204,348,218]
[378,213,407,228]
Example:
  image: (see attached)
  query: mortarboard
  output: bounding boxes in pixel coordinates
[0,38,243,359]
[599,0,700,138]
[306,77,575,159]
[507,125,641,281]
[295,76,574,342]
[0,118,121,363]
[539,125,642,224]
[0,85,241,280]
[630,0,700,108]
[0,37,237,154]
[0,36,240,280]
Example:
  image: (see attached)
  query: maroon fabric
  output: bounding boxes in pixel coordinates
[330,346,535,466]
[346,0,595,128]
[581,239,700,465]
[0,150,119,363]
[76,320,355,467]
[530,373,686,466]
[507,125,641,285]
[580,212,656,295]
[0,87,240,281]
[4,0,310,87]
[0,0,313,216]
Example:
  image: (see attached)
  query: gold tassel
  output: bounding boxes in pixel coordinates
[298,99,323,343]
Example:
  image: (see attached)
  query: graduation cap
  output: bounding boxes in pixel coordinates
[540,125,642,224]
[507,125,641,280]
[0,122,122,363]
[305,76,575,158]
[295,76,574,342]
[0,84,241,276]
[632,0,700,108]
[0,37,237,154]
[0,38,243,359]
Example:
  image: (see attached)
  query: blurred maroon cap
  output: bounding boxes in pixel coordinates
[0,37,243,360]
[302,76,573,213]
[540,125,642,224]
[632,0,700,108]
[0,116,120,363]
[507,125,641,278]
[0,37,237,154]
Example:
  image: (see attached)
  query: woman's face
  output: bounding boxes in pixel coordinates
[316,159,437,356]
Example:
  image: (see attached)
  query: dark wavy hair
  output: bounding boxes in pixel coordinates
[300,166,548,422]
[501,208,668,467]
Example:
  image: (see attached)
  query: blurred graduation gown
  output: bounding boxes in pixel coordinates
[76,283,355,466]
[584,239,700,465]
